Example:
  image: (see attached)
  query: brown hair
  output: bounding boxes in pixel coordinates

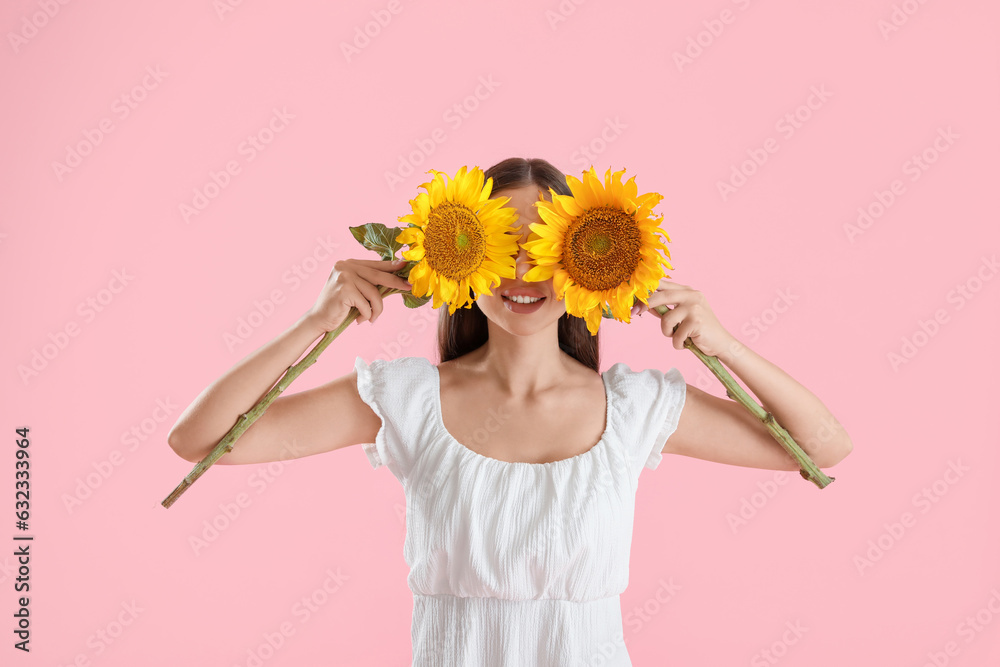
[436,157,601,372]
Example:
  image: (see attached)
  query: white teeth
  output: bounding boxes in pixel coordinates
[507,295,542,304]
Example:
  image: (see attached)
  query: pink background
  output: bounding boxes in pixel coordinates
[2,0,999,664]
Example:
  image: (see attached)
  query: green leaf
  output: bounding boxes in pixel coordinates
[349,223,407,261]
[396,260,416,281]
[601,303,615,319]
[402,292,432,309]
[347,228,429,308]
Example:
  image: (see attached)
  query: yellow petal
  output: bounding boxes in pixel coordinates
[553,269,569,295]
[469,271,490,295]
[564,285,582,315]
[636,192,663,211]
[554,193,584,218]
[486,259,517,279]
[623,175,638,204]
[536,203,570,229]
[411,271,430,296]
[566,173,595,209]
[581,289,602,312]
[446,169,462,201]
[473,167,487,202]
[523,264,555,282]
[439,277,457,303]
[530,219,565,241]
[397,227,422,244]
[583,167,607,207]
[610,284,632,321]
[458,166,480,205]
[608,169,625,206]
[429,274,443,309]
[429,175,446,208]
[477,196,507,217]
[414,192,431,220]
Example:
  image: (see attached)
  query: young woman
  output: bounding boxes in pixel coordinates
[168,157,852,666]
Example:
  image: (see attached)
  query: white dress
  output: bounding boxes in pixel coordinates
[354,354,687,666]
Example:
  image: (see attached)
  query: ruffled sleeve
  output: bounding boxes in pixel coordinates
[354,355,425,484]
[604,361,687,485]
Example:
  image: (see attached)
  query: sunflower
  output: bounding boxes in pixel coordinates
[522,166,672,335]
[395,166,520,314]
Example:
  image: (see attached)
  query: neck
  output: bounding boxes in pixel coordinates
[477,318,568,397]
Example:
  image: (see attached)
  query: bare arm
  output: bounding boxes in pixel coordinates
[640,280,853,470]
[167,257,411,464]
[666,342,852,470]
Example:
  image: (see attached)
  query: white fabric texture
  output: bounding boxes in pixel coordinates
[354,354,687,666]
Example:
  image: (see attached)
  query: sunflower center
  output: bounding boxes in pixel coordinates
[422,202,486,280]
[590,234,611,254]
[562,206,642,291]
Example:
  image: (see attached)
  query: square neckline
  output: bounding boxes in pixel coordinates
[426,359,613,467]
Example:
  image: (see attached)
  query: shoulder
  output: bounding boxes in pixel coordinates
[435,349,489,391]
[353,355,435,393]
[603,361,688,474]
[355,354,432,372]
[432,355,463,388]
[602,360,684,385]
[602,361,686,410]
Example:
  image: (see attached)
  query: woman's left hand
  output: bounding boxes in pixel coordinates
[631,279,737,357]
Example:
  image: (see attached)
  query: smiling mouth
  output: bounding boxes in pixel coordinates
[502,295,546,304]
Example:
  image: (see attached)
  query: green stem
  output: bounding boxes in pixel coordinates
[161,286,406,508]
[652,304,834,489]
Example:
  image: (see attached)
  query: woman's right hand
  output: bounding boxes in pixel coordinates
[305,258,413,334]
